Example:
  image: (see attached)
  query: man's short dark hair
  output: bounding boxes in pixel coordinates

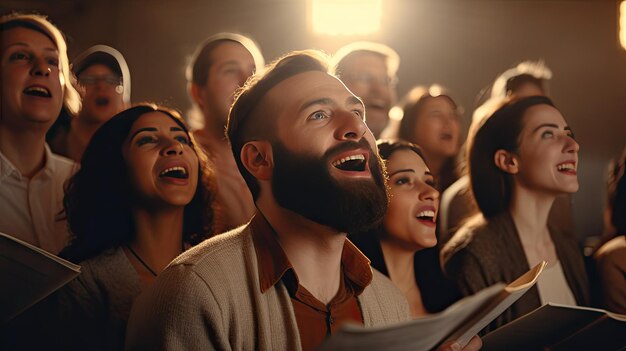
[227,49,330,200]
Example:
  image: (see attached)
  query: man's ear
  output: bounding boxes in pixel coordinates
[240,141,273,181]
[494,149,519,174]
[190,83,204,108]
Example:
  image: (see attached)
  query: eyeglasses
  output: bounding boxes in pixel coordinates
[78,74,123,87]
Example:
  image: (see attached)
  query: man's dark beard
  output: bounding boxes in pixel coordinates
[271,139,388,234]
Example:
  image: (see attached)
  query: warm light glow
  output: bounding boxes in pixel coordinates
[428,84,444,97]
[621,1,626,50]
[310,0,382,36]
[388,106,403,121]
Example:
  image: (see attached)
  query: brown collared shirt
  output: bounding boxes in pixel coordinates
[251,213,372,351]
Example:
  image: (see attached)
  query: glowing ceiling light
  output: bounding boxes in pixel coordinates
[621,1,626,50]
[310,0,382,36]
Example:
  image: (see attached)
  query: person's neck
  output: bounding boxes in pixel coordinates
[509,184,555,244]
[0,125,47,178]
[380,239,428,317]
[199,111,228,143]
[379,239,417,292]
[130,206,185,274]
[257,195,345,304]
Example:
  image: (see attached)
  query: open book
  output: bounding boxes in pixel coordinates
[318,261,546,351]
[0,232,80,324]
[482,303,626,351]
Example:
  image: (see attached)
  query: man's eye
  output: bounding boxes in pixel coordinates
[541,130,554,139]
[175,135,190,145]
[136,136,156,146]
[353,110,364,119]
[309,111,329,120]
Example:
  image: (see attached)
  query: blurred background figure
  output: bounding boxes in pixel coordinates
[383,85,462,193]
[187,33,264,231]
[49,45,131,162]
[332,41,399,139]
[0,13,80,254]
[593,146,626,314]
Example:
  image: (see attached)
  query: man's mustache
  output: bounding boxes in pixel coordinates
[323,138,374,161]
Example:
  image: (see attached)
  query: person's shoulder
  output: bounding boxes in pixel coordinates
[48,148,77,176]
[361,269,411,324]
[165,224,253,286]
[442,214,489,258]
[369,269,405,300]
[73,247,134,289]
[595,236,626,262]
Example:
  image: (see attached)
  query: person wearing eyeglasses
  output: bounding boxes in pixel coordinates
[331,42,399,139]
[49,45,131,162]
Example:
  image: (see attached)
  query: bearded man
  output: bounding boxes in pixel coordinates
[126,50,481,351]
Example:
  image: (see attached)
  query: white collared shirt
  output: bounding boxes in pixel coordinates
[0,145,77,254]
[536,260,578,306]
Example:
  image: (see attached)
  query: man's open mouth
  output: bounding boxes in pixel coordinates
[331,154,367,172]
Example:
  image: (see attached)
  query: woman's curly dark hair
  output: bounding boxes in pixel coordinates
[60,103,217,263]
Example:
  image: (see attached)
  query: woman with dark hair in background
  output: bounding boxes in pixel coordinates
[594,147,626,314]
[442,96,589,332]
[352,140,458,317]
[54,103,216,349]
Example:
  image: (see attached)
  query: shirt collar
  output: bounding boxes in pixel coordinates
[0,144,56,182]
[0,148,19,181]
[251,212,373,295]
[41,144,56,179]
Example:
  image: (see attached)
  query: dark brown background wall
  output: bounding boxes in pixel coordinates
[3,0,625,240]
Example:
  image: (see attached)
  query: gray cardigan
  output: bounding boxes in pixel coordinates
[56,247,142,350]
[441,212,589,333]
[126,223,411,350]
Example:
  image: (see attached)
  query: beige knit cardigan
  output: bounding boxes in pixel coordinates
[126,224,410,350]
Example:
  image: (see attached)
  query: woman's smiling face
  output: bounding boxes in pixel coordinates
[383,148,439,251]
[123,111,199,207]
[513,104,580,195]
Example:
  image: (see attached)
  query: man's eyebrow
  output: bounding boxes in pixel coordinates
[170,126,184,132]
[129,127,157,141]
[299,98,333,112]
[389,169,415,176]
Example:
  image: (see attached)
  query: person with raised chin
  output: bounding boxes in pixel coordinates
[126,50,481,351]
